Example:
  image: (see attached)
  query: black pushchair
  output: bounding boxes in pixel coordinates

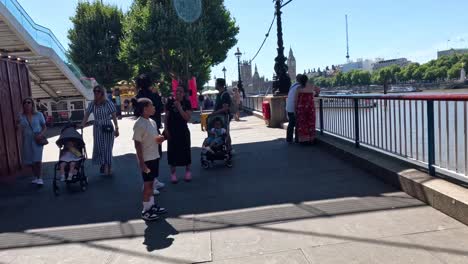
[201,114,232,169]
[53,124,88,195]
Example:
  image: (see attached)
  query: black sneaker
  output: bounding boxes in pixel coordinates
[151,205,167,215]
[142,209,159,221]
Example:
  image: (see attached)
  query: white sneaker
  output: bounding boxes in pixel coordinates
[36,179,44,185]
[31,178,39,184]
[153,180,165,190]
[153,188,160,195]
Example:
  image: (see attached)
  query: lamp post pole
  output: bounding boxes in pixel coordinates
[222,66,227,83]
[235,48,245,97]
[272,0,291,96]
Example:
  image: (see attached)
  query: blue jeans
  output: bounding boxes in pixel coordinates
[287,112,298,142]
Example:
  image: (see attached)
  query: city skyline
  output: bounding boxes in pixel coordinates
[19,0,468,86]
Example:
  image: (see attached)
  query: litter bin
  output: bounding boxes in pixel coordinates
[262,101,271,125]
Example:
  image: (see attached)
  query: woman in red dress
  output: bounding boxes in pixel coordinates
[295,84,318,143]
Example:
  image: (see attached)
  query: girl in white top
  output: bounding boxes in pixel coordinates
[133,98,167,221]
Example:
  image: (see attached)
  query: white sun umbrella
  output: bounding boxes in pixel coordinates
[202,90,218,95]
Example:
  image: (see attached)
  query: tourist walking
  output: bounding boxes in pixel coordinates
[211,78,232,151]
[286,74,308,143]
[133,98,167,221]
[232,87,241,121]
[164,85,192,183]
[17,98,47,186]
[81,85,119,176]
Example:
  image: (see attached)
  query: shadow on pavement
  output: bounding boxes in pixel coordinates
[0,137,426,252]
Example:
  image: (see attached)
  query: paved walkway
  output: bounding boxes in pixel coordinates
[1,115,468,264]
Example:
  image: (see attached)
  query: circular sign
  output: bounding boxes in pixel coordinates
[173,0,202,23]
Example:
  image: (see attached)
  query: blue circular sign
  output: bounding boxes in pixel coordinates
[173,0,202,23]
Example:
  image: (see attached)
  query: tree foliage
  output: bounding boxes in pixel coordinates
[120,0,239,90]
[68,1,129,89]
[308,54,468,88]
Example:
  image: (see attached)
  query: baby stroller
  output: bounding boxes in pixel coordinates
[201,114,232,169]
[53,124,88,195]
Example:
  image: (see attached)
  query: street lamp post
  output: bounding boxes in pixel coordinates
[222,66,227,83]
[235,48,245,97]
[272,0,291,96]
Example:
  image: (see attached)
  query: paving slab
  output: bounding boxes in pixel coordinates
[210,249,310,264]
[97,231,212,264]
[405,228,468,264]
[302,235,445,264]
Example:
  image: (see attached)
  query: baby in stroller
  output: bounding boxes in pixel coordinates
[201,115,232,168]
[54,124,88,195]
[58,139,83,181]
[203,117,227,154]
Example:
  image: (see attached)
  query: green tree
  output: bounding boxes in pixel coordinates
[372,67,394,93]
[120,0,239,90]
[360,71,371,86]
[423,66,439,82]
[412,65,427,81]
[333,71,345,87]
[68,1,130,89]
[448,62,463,79]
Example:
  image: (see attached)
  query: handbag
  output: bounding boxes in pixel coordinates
[101,124,114,133]
[26,115,49,146]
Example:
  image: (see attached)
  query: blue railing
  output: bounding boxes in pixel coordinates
[1,0,93,89]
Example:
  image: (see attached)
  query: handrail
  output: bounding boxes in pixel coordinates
[319,93,468,101]
[317,94,468,184]
[1,0,93,89]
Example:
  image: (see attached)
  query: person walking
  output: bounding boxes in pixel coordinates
[232,87,241,121]
[285,74,308,143]
[133,98,167,221]
[17,98,47,186]
[164,85,192,183]
[135,74,165,193]
[210,78,232,151]
[81,85,119,176]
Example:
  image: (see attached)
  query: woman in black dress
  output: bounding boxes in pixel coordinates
[164,85,192,183]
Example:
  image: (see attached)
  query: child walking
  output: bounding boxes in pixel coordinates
[133,98,167,221]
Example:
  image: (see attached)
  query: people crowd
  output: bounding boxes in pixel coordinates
[16,74,318,222]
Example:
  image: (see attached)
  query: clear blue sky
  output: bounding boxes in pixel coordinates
[19,0,468,86]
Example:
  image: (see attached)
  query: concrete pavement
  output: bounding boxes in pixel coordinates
[1,114,468,263]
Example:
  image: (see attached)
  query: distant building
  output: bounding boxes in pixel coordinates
[240,60,253,90]
[232,63,272,95]
[341,58,381,73]
[287,48,296,80]
[372,58,411,71]
[437,48,468,58]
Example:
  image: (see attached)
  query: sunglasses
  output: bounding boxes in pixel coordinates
[93,90,102,94]
[23,101,32,105]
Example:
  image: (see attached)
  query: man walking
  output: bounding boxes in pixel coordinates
[211,78,232,151]
[285,74,308,143]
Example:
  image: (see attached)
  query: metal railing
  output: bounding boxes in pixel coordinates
[243,96,265,113]
[1,0,93,89]
[318,94,468,184]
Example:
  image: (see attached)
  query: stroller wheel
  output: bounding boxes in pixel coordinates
[201,161,210,169]
[53,186,60,196]
[80,182,87,192]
